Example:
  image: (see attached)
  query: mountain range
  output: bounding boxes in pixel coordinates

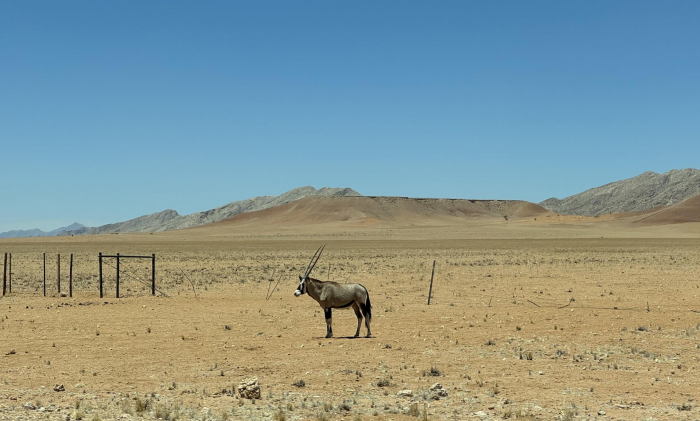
[539,169,700,216]
[60,186,360,236]
[2,169,699,238]
[0,222,85,239]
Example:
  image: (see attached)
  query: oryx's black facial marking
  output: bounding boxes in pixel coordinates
[294,276,307,296]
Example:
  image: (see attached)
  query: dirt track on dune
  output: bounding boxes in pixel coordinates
[2,229,700,420]
[635,194,700,225]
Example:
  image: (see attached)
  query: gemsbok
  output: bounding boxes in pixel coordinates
[294,245,372,338]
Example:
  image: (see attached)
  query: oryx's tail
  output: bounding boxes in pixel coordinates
[360,284,372,322]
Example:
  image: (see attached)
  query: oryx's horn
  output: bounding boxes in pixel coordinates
[302,244,325,279]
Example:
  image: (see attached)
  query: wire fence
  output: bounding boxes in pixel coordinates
[2,248,700,316]
[1,252,161,298]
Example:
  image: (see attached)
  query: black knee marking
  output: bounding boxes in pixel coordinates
[324,308,332,320]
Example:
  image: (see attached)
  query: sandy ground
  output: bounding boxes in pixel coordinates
[2,218,700,420]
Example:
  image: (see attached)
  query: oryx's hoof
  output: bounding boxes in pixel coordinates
[353,334,360,338]
[325,333,333,338]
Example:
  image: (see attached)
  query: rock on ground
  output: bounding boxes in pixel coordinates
[237,377,261,400]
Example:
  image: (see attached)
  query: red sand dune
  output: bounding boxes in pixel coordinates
[634,194,700,225]
[205,196,550,229]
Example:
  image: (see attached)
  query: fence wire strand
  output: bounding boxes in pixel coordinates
[101,259,169,297]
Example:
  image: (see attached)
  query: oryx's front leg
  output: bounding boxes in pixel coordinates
[352,303,363,338]
[324,308,333,338]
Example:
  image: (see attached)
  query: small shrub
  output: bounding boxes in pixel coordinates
[292,379,306,388]
[154,405,171,420]
[422,366,442,377]
[376,379,390,387]
[560,404,577,421]
[134,397,148,413]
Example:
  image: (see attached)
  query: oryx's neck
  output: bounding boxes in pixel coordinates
[305,277,323,302]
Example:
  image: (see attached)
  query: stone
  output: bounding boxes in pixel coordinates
[475,411,488,418]
[237,377,261,400]
[23,402,37,410]
[598,409,606,415]
[54,384,65,392]
[397,390,413,398]
[429,382,448,400]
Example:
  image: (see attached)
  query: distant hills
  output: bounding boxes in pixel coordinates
[540,169,700,216]
[0,222,84,239]
[60,186,361,236]
[2,170,700,239]
[205,196,550,230]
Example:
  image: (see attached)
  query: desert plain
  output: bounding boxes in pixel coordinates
[2,200,700,420]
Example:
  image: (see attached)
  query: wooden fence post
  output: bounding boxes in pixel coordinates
[427,260,436,305]
[69,253,73,298]
[57,253,61,295]
[116,253,120,298]
[7,253,10,294]
[43,252,46,297]
[99,252,103,298]
[2,253,6,296]
[151,254,156,296]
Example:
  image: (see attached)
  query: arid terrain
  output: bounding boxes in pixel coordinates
[2,201,700,420]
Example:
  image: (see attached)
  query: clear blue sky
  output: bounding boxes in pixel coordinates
[1,1,699,231]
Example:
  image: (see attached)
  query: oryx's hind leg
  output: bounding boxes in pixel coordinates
[324,308,333,338]
[360,297,372,338]
[352,303,363,338]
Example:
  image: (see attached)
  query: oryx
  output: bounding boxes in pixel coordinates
[294,245,372,338]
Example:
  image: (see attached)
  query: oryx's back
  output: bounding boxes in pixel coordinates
[318,282,369,303]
